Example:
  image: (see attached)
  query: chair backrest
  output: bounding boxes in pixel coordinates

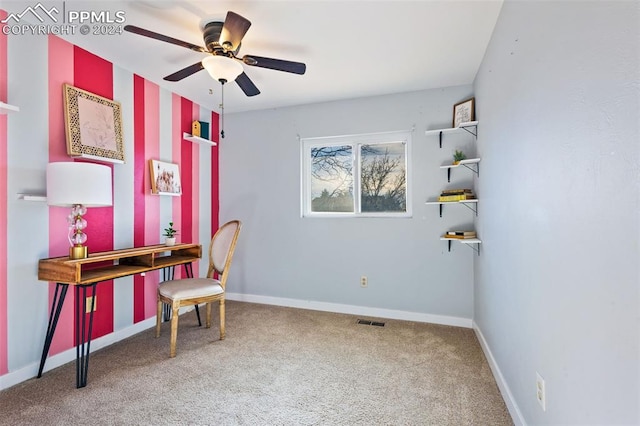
[207,220,242,288]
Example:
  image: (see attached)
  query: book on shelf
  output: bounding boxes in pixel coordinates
[442,234,477,239]
[440,188,473,195]
[438,194,476,202]
[447,231,476,236]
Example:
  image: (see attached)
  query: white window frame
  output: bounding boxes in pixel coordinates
[301,130,412,218]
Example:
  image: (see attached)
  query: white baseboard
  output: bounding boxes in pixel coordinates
[226,292,472,328]
[473,320,526,426]
[0,317,156,391]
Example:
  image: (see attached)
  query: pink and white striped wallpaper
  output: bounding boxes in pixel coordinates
[0,22,220,380]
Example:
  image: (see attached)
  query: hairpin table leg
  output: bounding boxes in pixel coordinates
[183,263,201,326]
[37,283,69,378]
[75,283,97,388]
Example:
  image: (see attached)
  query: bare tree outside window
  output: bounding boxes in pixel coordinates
[360,143,406,212]
[302,131,411,217]
[310,145,354,212]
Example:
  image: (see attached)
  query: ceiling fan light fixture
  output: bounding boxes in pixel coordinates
[202,56,243,83]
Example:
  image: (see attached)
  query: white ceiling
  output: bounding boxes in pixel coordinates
[8,1,504,113]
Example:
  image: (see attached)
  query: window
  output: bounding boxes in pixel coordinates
[301,130,412,217]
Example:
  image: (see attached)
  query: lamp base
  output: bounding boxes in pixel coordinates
[70,245,88,259]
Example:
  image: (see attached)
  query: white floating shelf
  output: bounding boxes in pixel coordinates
[460,238,481,244]
[440,158,481,169]
[440,237,481,244]
[0,102,20,114]
[18,193,47,202]
[425,121,478,136]
[441,236,481,255]
[183,132,217,146]
[153,192,181,197]
[425,199,478,205]
[71,153,124,164]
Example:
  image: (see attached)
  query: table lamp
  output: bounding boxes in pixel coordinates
[46,162,113,259]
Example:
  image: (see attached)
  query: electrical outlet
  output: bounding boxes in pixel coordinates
[85,296,97,313]
[536,372,546,411]
[360,276,368,287]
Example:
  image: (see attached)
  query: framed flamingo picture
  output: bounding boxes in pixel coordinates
[149,160,182,196]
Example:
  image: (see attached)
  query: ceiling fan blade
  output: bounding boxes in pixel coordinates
[220,11,251,52]
[235,72,260,97]
[242,55,306,75]
[164,62,205,82]
[124,25,206,52]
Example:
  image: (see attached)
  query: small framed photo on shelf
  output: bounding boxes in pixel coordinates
[63,84,125,163]
[452,97,475,128]
[149,160,182,196]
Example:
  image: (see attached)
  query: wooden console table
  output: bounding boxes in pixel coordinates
[37,243,202,388]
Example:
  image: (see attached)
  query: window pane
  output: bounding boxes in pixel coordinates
[310,145,354,212]
[360,142,407,212]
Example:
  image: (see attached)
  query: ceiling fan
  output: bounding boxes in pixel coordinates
[123,11,307,97]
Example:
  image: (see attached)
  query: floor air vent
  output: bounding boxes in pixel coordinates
[357,319,385,327]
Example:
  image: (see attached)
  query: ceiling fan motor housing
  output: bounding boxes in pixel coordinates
[203,21,239,55]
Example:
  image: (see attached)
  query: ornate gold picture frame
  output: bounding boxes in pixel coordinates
[63,84,125,163]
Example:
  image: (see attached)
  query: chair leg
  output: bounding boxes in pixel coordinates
[219,298,225,340]
[156,297,162,338]
[169,303,179,358]
[205,302,212,328]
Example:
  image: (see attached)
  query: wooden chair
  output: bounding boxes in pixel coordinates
[156,220,242,357]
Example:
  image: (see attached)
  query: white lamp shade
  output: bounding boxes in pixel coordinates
[202,56,243,82]
[46,162,113,207]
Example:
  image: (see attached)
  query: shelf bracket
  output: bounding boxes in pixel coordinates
[439,131,443,149]
[444,240,480,256]
[461,162,479,177]
[461,125,477,138]
[439,204,443,218]
[461,202,478,216]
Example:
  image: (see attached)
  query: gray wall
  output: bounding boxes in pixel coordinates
[473,0,639,424]
[220,86,478,321]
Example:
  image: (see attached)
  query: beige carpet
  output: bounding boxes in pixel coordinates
[0,301,512,425]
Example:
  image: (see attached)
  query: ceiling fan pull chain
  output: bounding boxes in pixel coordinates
[220,79,226,139]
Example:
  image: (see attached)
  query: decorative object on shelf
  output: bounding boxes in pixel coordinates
[163,221,178,246]
[453,97,475,128]
[191,120,210,139]
[453,150,466,165]
[46,162,113,259]
[438,188,475,202]
[149,159,182,196]
[63,84,125,164]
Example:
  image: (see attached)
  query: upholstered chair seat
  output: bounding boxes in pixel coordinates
[158,278,224,300]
